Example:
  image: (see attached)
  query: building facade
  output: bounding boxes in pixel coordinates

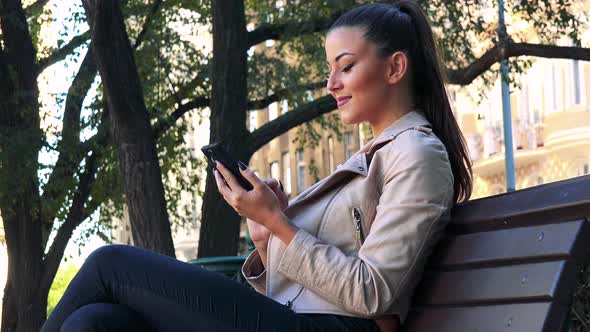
[454,57,590,199]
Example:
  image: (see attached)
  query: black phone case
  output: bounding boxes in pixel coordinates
[201,143,254,191]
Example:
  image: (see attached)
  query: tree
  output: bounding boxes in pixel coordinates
[0,0,189,330]
[82,0,175,257]
[0,0,588,331]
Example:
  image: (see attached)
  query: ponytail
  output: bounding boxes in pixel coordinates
[329,1,473,203]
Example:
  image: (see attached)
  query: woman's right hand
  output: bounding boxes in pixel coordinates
[247,178,288,250]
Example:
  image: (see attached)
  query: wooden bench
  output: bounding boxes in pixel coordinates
[402,175,590,332]
[192,175,590,331]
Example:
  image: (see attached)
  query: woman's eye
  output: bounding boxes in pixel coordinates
[341,63,354,73]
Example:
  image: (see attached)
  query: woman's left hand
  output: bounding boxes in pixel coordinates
[213,161,286,229]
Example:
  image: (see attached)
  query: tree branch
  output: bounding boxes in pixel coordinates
[41,108,110,292]
[41,146,100,292]
[152,96,209,138]
[37,30,91,74]
[40,44,97,245]
[152,80,329,137]
[247,11,344,47]
[36,0,162,74]
[40,1,165,242]
[249,95,336,153]
[448,42,590,85]
[133,0,162,49]
[24,0,51,15]
[248,81,325,110]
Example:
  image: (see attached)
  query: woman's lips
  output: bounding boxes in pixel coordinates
[336,96,352,108]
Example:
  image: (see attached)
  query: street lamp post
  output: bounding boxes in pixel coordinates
[498,0,516,192]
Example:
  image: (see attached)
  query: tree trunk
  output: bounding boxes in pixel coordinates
[0,0,46,331]
[1,272,47,332]
[83,0,175,257]
[198,0,251,257]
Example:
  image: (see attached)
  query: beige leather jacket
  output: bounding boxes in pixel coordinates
[241,111,454,326]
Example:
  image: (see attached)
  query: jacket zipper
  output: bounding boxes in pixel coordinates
[352,207,365,247]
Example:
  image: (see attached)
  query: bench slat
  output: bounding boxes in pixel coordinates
[414,260,577,306]
[450,175,590,233]
[403,302,568,332]
[429,220,584,269]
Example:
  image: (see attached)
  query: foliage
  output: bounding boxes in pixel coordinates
[31,0,585,239]
[46,262,79,316]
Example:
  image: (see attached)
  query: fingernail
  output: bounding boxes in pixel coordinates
[279,180,284,192]
[238,160,247,170]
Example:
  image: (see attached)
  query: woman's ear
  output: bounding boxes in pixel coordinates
[386,51,408,85]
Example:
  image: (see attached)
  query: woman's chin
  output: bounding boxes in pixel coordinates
[340,113,360,126]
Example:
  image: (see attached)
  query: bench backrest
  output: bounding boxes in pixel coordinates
[403,175,590,332]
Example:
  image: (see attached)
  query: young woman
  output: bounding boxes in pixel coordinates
[42,1,471,331]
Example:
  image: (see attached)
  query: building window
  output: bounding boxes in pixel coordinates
[249,111,257,132]
[269,102,279,121]
[327,136,335,173]
[343,132,355,160]
[270,161,280,180]
[296,149,306,193]
[282,152,292,195]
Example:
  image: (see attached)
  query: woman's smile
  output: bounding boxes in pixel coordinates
[336,96,352,108]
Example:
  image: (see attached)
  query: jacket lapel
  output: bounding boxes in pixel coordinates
[285,152,368,210]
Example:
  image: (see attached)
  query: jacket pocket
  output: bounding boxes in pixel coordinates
[351,207,365,249]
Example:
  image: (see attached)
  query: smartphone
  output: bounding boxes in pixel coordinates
[201,142,254,191]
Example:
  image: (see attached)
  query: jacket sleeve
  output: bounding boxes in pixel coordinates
[241,248,267,294]
[276,132,454,317]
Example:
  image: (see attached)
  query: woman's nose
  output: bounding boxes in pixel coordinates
[327,72,343,93]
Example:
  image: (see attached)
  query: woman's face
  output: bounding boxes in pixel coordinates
[325,26,392,125]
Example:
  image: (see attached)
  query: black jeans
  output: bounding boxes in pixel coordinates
[42,245,380,332]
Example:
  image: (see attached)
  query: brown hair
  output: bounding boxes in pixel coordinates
[329,1,472,203]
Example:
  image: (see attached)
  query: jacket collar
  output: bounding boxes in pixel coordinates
[286,111,431,210]
[360,110,431,156]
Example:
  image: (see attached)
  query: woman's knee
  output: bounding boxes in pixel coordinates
[84,244,136,269]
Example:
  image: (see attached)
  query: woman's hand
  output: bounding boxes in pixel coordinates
[246,178,288,249]
[213,161,285,230]
[263,177,289,211]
